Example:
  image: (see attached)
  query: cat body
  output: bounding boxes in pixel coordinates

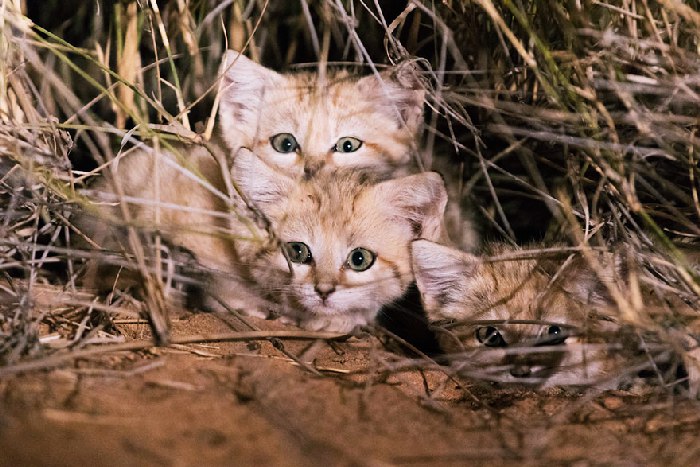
[411,240,620,387]
[79,147,447,332]
[77,144,265,312]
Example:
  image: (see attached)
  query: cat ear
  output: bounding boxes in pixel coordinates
[372,171,447,241]
[356,62,425,135]
[554,250,624,308]
[411,240,478,313]
[218,50,285,136]
[231,148,294,210]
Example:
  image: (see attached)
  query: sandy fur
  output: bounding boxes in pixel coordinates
[218,51,424,178]
[78,146,447,332]
[412,240,622,387]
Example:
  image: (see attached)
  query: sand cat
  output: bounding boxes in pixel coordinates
[78,147,447,332]
[411,240,623,387]
[218,51,424,178]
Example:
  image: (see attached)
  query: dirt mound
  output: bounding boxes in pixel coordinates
[2,312,697,466]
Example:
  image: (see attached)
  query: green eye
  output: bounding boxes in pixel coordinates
[285,242,313,264]
[475,326,507,347]
[334,137,362,153]
[543,325,567,345]
[346,247,375,271]
[270,133,299,153]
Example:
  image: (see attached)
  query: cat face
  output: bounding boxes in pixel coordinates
[232,149,447,332]
[219,51,424,177]
[411,240,618,387]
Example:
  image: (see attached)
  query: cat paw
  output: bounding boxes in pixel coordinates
[685,347,700,399]
[299,314,368,333]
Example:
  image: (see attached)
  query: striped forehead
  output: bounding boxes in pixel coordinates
[274,174,375,243]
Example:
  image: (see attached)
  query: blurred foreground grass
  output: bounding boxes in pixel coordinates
[0,0,698,399]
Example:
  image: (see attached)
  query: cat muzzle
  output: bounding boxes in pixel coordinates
[314,283,336,300]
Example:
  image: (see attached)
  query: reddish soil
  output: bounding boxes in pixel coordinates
[1,312,699,466]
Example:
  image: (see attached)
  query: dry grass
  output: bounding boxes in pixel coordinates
[0,0,699,422]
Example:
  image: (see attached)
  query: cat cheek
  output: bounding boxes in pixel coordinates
[292,284,316,304]
[271,254,290,271]
[330,150,372,168]
[264,149,299,170]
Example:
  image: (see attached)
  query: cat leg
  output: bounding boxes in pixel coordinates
[202,275,273,319]
[684,341,700,399]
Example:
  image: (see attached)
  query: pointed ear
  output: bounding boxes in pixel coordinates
[372,172,447,241]
[555,250,624,308]
[218,51,285,144]
[411,240,477,314]
[356,62,425,135]
[231,148,294,210]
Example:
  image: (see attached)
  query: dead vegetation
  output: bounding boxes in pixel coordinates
[1,0,700,463]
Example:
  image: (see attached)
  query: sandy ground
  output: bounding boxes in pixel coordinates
[2,311,699,467]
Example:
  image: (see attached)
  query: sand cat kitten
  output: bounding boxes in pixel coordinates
[218,51,424,178]
[411,240,621,387]
[79,147,447,332]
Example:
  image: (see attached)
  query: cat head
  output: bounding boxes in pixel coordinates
[219,50,425,178]
[231,149,447,332]
[411,240,621,386]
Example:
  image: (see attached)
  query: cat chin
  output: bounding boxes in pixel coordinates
[297,300,368,318]
[294,288,378,315]
[284,297,380,332]
[298,296,381,318]
[446,343,618,388]
[297,309,378,333]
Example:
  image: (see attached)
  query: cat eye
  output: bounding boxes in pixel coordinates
[285,242,313,264]
[346,247,375,271]
[543,325,567,345]
[475,326,507,347]
[334,137,362,153]
[270,133,299,153]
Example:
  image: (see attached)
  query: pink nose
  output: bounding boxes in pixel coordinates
[315,283,336,300]
[509,365,532,378]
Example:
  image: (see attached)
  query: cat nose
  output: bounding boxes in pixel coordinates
[314,283,336,300]
[303,161,323,178]
[509,364,532,378]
